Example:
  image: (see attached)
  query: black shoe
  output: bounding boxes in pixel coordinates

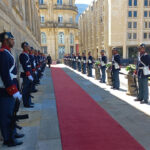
[32,89,38,93]
[140,100,148,104]
[4,139,23,147]
[15,133,25,139]
[24,105,34,108]
[134,99,141,102]
[111,87,115,89]
[31,102,34,105]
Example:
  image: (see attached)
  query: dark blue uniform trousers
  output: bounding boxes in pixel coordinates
[0,96,15,141]
[88,64,92,77]
[73,62,77,70]
[22,78,32,106]
[77,62,81,72]
[83,63,86,74]
[138,77,149,101]
[112,70,120,89]
[101,67,106,83]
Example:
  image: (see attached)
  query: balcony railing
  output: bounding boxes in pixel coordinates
[39,4,48,9]
[53,4,78,12]
[41,22,78,29]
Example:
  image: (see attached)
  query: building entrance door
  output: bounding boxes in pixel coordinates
[58,46,65,59]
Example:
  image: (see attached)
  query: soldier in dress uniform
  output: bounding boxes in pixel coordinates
[135,44,150,104]
[100,50,107,83]
[81,52,86,74]
[41,53,46,72]
[87,51,93,77]
[37,50,42,79]
[33,50,40,85]
[77,53,81,72]
[111,47,121,90]
[73,54,77,70]
[0,32,23,146]
[29,47,38,93]
[19,42,34,108]
[69,54,72,67]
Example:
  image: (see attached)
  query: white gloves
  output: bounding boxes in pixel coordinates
[13,91,22,101]
[28,75,34,81]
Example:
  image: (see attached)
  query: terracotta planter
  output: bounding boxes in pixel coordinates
[106,69,112,86]
[95,65,101,80]
[126,74,138,96]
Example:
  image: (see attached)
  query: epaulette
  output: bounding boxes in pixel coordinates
[0,48,5,52]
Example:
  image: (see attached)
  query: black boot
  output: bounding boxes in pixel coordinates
[3,139,23,147]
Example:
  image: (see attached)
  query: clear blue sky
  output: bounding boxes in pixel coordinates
[75,0,94,4]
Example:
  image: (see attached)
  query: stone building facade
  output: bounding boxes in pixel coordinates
[0,0,41,59]
[79,0,150,60]
[37,0,79,60]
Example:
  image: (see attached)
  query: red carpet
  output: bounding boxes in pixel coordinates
[51,67,144,150]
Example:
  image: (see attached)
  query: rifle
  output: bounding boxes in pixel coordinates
[10,99,29,131]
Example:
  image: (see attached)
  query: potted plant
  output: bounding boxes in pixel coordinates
[126,64,138,96]
[106,62,112,86]
[94,61,101,80]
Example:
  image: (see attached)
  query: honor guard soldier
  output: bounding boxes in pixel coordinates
[34,50,40,84]
[37,50,42,79]
[81,52,86,74]
[100,50,107,83]
[19,42,34,108]
[69,54,72,67]
[135,44,150,104]
[73,54,77,70]
[77,53,81,72]
[41,53,46,72]
[111,47,121,90]
[29,47,38,93]
[87,51,93,77]
[0,32,23,146]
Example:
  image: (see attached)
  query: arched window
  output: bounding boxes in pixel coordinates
[57,0,63,5]
[70,33,74,44]
[41,32,47,44]
[39,0,44,5]
[58,32,65,44]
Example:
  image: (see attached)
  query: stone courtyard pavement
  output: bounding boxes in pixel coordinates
[1,65,150,150]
